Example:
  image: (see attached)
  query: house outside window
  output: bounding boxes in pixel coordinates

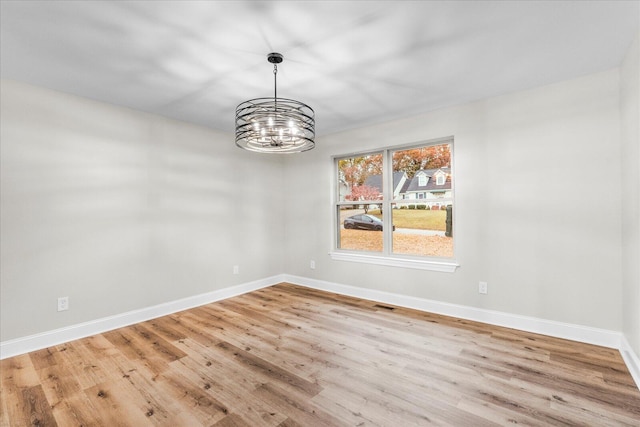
[333,138,456,271]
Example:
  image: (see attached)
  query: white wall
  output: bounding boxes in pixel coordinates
[0,79,285,341]
[0,63,632,347]
[284,69,623,331]
[621,32,640,356]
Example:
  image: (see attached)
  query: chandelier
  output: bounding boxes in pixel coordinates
[235,52,315,153]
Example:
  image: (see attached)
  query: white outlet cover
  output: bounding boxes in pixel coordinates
[57,296,69,311]
[479,281,488,294]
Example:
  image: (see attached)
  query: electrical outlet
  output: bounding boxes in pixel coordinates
[310,260,316,269]
[479,281,488,295]
[57,296,69,311]
[233,265,239,275]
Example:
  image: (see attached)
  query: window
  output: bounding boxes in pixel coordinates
[333,138,457,272]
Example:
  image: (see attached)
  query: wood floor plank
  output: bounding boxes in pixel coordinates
[155,367,230,425]
[0,354,41,426]
[128,323,189,361]
[1,282,639,426]
[48,393,103,427]
[276,419,303,427]
[167,346,288,427]
[102,327,174,377]
[213,341,323,398]
[28,348,59,372]
[212,412,254,427]
[84,381,155,426]
[0,354,40,390]
[20,385,58,427]
[0,391,9,427]
[251,382,343,427]
[321,359,496,427]
[48,342,110,391]
[149,313,222,348]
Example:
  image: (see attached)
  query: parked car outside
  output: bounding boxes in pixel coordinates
[343,214,395,231]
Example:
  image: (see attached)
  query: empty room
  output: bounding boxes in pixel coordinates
[1,1,639,425]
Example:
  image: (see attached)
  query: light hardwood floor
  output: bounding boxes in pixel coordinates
[1,283,639,426]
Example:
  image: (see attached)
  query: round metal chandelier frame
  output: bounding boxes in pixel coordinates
[235,53,315,153]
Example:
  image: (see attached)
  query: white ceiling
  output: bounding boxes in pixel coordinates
[1,1,638,136]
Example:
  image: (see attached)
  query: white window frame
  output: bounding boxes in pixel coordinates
[330,137,458,272]
[436,174,445,185]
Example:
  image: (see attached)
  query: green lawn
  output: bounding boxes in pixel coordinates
[369,209,447,231]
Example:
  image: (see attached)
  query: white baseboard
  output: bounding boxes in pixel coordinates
[0,275,284,360]
[620,335,640,390]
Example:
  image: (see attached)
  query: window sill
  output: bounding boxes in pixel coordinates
[329,251,459,272]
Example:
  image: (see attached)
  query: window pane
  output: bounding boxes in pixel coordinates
[391,203,454,257]
[337,206,383,252]
[337,153,383,202]
[392,143,451,201]
[391,142,453,257]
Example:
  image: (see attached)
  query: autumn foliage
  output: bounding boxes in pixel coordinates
[345,185,381,202]
[338,144,451,193]
[392,144,451,178]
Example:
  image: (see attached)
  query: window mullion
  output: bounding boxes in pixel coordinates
[382,149,392,255]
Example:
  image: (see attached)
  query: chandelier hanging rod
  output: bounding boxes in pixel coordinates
[269,52,282,101]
